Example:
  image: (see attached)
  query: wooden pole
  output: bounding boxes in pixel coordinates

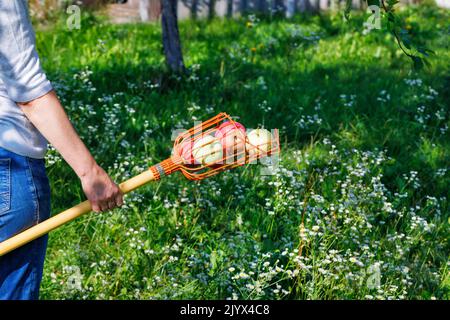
[0,170,156,257]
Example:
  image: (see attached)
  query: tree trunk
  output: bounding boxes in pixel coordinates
[161,0,186,73]
[286,0,297,18]
[313,0,320,12]
[273,0,285,15]
[226,0,233,17]
[191,0,199,19]
[256,0,267,12]
[298,0,312,12]
[208,0,216,19]
[240,0,248,15]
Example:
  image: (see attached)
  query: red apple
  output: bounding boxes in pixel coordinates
[215,121,246,163]
[178,138,196,164]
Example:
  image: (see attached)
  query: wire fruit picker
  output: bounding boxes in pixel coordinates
[0,113,279,256]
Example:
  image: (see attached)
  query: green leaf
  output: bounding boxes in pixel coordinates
[417,47,429,57]
[344,0,353,20]
[387,0,400,6]
[424,48,436,55]
[400,29,412,49]
[387,12,395,23]
[423,58,431,68]
[412,56,424,70]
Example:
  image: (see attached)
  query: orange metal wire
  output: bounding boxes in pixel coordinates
[150,112,280,181]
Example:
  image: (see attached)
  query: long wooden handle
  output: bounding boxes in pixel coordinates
[0,169,157,257]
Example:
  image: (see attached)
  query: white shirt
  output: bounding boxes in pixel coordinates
[0,0,52,158]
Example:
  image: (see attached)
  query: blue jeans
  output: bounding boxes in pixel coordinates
[0,147,50,300]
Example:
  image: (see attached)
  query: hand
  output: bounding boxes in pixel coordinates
[79,164,123,213]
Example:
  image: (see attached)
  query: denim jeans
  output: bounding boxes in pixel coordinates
[0,147,50,300]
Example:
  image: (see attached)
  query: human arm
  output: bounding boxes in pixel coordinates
[0,1,122,212]
[18,91,123,212]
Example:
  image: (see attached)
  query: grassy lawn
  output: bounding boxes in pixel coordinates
[35,6,449,299]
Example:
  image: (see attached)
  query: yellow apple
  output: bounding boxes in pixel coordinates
[192,135,223,165]
[246,128,273,157]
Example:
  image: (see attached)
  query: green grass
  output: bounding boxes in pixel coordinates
[34,6,449,299]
